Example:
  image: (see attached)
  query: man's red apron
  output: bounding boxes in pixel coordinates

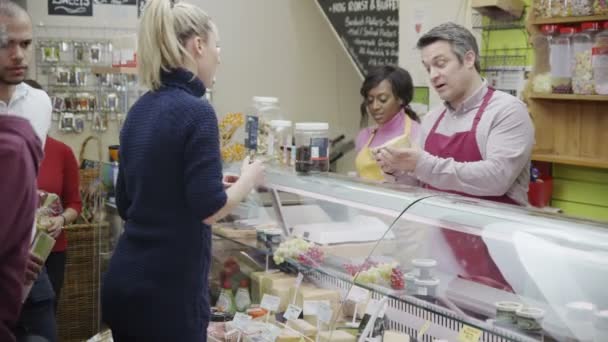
[424,88,514,291]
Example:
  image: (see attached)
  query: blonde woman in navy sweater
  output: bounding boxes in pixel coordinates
[101,0,264,340]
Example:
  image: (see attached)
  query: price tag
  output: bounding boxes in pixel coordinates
[283,304,303,321]
[458,325,483,342]
[232,312,252,331]
[261,294,281,312]
[263,324,282,342]
[317,301,333,324]
[347,285,369,303]
[303,300,330,316]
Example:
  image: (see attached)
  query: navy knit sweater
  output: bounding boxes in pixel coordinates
[101,68,227,341]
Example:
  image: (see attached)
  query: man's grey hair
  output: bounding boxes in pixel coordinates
[416,22,481,73]
[0,0,29,18]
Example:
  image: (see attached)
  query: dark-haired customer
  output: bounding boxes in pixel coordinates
[354,65,421,183]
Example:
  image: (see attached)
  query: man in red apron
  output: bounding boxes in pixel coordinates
[375,23,535,291]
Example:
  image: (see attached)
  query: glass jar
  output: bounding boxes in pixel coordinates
[572,0,594,15]
[552,0,572,16]
[245,96,281,156]
[268,119,292,166]
[593,22,608,95]
[533,24,559,93]
[294,122,329,174]
[594,0,608,15]
[573,22,599,94]
[534,0,553,18]
[551,26,575,93]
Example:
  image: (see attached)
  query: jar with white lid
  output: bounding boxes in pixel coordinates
[573,22,599,94]
[552,26,575,93]
[268,120,292,166]
[294,122,330,174]
[411,258,437,280]
[245,96,281,156]
[414,278,439,300]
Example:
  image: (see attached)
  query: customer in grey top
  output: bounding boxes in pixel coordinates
[375,22,534,205]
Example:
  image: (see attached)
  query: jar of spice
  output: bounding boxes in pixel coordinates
[294,122,330,174]
[573,22,599,94]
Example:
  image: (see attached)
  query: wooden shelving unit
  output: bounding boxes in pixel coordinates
[525,12,608,169]
[529,93,608,101]
[91,66,137,75]
[530,14,608,25]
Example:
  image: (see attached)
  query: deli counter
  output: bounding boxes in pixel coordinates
[207,168,608,342]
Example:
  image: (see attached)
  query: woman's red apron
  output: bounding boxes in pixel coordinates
[424,88,514,291]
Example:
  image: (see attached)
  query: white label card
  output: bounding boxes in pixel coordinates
[347,285,369,303]
[317,302,333,324]
[303,300,330,316]
[283,304,303,321]
[232,312,252,331]
[261,294,281,312]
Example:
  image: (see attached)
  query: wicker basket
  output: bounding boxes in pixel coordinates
[56,222,110,342]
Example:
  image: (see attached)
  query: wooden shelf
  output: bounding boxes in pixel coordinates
[533,154,608,169]
[530,15,608,25]
[91,66,137,75]
[529,93,608,101]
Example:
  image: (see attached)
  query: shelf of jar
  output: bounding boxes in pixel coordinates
[532,153,608,169]
[91,66,137,75]
[530,14,608,25]
[528,93,608,101]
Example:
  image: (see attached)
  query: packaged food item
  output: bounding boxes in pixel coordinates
[551,26,575,94]
[573,22,599,94]
[594,0,608,14]
[534,0,553,18]
[552,0,572,16]
[495,301,523,325]
[216,280,237,314]
[294,122,330,174]
[572,0,594,15]
[235,279,252,312]
[515,307,545,332]
[593,22,608,94]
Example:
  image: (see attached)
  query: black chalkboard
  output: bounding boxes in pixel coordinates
[316,0,399,76]
[48,0,93,16]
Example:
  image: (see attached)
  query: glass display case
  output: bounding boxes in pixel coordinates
[209,167,608,342]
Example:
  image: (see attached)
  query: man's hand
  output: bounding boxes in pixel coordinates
[24,253,44,286]
[374,146,421,174]
[43,216,65,238]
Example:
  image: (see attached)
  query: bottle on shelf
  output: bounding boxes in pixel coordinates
[573,22,600,94]
[551,26,575,94]
[592,21,608,95]
[533,24,559,93]
[235,279,252,312]
[245,96,281,158]
[216,280,236,314]
[572,0,594,16]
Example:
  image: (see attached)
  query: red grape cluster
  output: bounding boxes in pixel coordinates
[390,267,404,290]
[297,246,324,267]
[342,260,378,276]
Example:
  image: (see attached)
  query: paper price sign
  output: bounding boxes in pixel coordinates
[316,302,333,324]
[232,312,252,331]
[458,325,482,342]
[260,294,281,312]
[303,300,330,316]
[283,304,303,321]
[346,285,369,303]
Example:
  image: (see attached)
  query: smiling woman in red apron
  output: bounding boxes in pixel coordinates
[375,23,535,291]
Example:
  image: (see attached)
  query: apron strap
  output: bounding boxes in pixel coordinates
[471,87,495,132]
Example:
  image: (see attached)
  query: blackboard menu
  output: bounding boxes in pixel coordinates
[316,0,399,76]
[48,0,93,16]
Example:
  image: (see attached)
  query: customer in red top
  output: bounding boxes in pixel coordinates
[37,136,82,307]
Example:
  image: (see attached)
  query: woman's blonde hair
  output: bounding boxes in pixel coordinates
[138,0,215,90]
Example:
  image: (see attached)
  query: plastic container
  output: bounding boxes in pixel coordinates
[592,22,608,95]
[552,0,572,16]
[414,278,439,299]
[294,122,330,174]
[495,301,523,325]
[516,307,545,333]
[235,279,252,312]
[573,22,599,94]
[411,258,437,280]
[534,0,553,18]
[245,96,281,156]
[268,120,293,166]
[404,273,417,295]
[552,26,575,94]
[533,25,559,93]
[572,0,594,16]
[216,280,236,314]
[565,301,595,342]
[593,310,608,342]
[594,0,608,15]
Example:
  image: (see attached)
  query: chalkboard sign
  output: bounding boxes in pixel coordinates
[48,0,93,16]
[316,0,399,76]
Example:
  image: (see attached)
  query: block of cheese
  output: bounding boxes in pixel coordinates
[291,285,341,324]
[287,319,318,338]
[383,331,411,342]
[269,283,292,312]
[250,271,294,304]
[277,328,304,342]
[318,330,356,342]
